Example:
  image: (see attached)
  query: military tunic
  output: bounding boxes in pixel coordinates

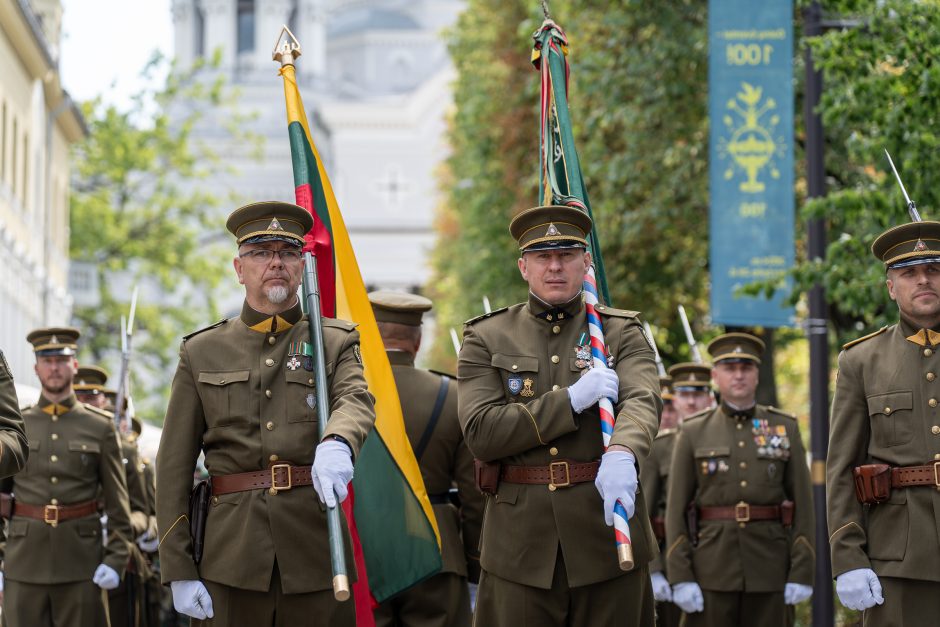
[0,350,28,479]
[373,351,483,627]
[1,394,133,626]
[665,403,814,626]
[828,318,940,623]
[458,293,661,626]
[156,301,375,623]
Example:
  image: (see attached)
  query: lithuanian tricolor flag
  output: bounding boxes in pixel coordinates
[278,59,442,617]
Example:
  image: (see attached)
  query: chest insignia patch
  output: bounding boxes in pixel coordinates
[306,393,316,409]
[508,375,523,395]
[521,378,535,397]
[286,356,301,371]
[354,344,362,364]
[303,356,314,371]
[767,462,777,479]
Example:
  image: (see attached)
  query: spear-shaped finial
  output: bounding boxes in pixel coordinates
[884,149,922,222]
[272,25,302,67]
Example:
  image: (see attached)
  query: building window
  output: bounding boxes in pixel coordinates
[195,5,206,57]
[237,0,255,53]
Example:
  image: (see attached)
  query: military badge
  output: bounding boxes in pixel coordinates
[286,356,301,371]
[303,356,314,371]
[268,217,284,231]
[306,393,316,409]
[767,462,777,479]
[574,344,592,369]
[545,223,560,237]
[521,378,535,397]
[915,238,928,252]
[508,375,523,395]
[354,344,362,364]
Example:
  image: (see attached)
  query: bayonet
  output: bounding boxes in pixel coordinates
[884,149,922,222]
[482,296,492,314]
[114,286,139,432]
[450,328,462,355]
[643,322,667,377]
[677,305,704,364]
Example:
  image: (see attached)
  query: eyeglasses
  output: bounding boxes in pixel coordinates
[239,249,303,264]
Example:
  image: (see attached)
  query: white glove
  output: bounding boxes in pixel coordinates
[673,582,704,613]
[568,365,619,413]
[468,582,478,611]
[92,564,120,590]
[836,568,884,611]
[312,439,354,508]
[595,450,637,524]
[171,580,215,620]
[651,571,672,602]
[137,531,160,553]
[784,582,813,605]
[0,570,4,592]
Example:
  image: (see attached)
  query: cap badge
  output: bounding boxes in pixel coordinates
[545,223,560,237]
[915,239,928,252]
[268,217,284,231]
[689,373,698,381]
[734,346,743,353]
[50,334,59,344]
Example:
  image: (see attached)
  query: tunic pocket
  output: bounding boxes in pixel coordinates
[198,369,251,427]
[866,391,914,447]
[68,441,101,471]
[693,446,732,484]
[285,368,318,423]
[491,354,539,401]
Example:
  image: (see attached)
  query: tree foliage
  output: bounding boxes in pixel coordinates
[70,51,260,418]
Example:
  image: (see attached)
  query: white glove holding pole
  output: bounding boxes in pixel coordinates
[171,580,215,619]
[673,581,704,613]
[651,571,672,602]
[784,582,813,605]
[92,564,120,590]
[595,450,637,523]
[312,439,354,508]
[568,365,619,413]
[836,568,884,611]
[137,530,160,553]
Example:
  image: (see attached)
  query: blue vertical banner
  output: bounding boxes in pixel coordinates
[709,0,795,327]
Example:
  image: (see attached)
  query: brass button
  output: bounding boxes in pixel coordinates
[740,480,748,488]
[308,378,314,385]
[739,522,746,528]
[50,455,58,462]
[512,365,518,371]
[927,348,934,357]
[739,462,747,469]
[884,407,891,415]
[266,421,275,431]
[548,484,557,492]
[552,385,560,391]
[935,453,940,460]
[931,398,938,408]
[549,447,559,456]
[932,426,940,435]
[268,336,276,345]
[51,415,58,422]
[552,325,561,334]
[81,444,87,450]
[51,433,58,440]
[212,496,219,504]
[265,389,273,399]
[266,358,275,367]
[50,476,58,484]
[929,372,937,382]
[269,454,279,462]
[736,423,743,430]
[738,441,745,448]
[551,355,560,364]
[50,498,58,505]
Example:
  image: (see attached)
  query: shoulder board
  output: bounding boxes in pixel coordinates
[842,326,887,351]
[464,307,509,326]
[322,317,357,331]
[766,406,797,421]
[655,427,678,439]
[183,318,228,341]
[594,305,640,319]
[429,368,456,380]
[83,403,115,420]
[683,407,713,423]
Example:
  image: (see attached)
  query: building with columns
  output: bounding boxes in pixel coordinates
[170,0,463,315]
[0,0,85,387]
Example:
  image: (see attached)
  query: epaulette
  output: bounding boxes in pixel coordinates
[464,307,509,326]
[766,406,797,421]
[83,403,115,420]
[842,326,888,351]
[683,407,713,423]
[594,304,640,319]
[322,318,357,331]
[183,318,228,341]
[429,368,456,380]
[655,427,678,438]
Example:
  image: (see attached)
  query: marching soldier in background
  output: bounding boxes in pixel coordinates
[0,349,29,478]
[667,362,714,422]
[828,221,940,622]
[1,328,133,626]
[369,291,484,627]
[458,205,661,626]
[665,333,814,626]
[156,201,376,626]
[640,375,681,627]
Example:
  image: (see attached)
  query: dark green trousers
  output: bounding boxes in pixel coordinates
[863,577,940,627]
[3,578,108,627]
[473,549,653,627]
[373,572,471,627]
[680,590,785,627]
[656,600,682,627]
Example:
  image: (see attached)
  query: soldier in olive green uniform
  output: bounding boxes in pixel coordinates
[1,328,133,627]
[458,205,661,626]
[156,202,376,627]
[668,363,714,423]
[369,291,484,627]
[641,376,681,627]
[828,220,940,623]
[0,349,29,479]
[665,333,814,626]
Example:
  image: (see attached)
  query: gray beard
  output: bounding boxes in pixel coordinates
[265,285,290,305]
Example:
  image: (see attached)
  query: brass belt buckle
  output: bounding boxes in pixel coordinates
[269,464,293,494]
[43,504,59,527]
[549,461,571,491]
[734,501,750,523]
[933,461,940,488]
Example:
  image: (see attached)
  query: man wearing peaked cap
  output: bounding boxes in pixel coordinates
[157,201,375,626]
[667,362,715,422]
[369,291,483,627]
[458,205,661,626]
[1,328,133,627]
[828,219,940,623]
[73,365,109,405]
[664,332,814,626]
[0,348,28,479]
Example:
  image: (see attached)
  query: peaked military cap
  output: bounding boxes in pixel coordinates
[668,362,713,391]
[871,220,940,269]
[226,201,313,246]
[368,290,433,326]
[659,375,675,401]
[708,332,765,365]
[27,327,80,356]
[74,365,109,394]
[509,205,592,251]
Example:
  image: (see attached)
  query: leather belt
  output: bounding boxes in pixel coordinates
[500,460,599,489]
[13,500,99,527]
[892,462,940,488]
[699,501,782,523]
[212,464,313,496]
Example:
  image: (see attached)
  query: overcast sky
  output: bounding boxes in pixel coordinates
[58,0,173,109]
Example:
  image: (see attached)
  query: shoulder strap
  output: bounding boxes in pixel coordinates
[414,375,450,460]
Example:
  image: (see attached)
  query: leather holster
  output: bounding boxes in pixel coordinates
[474,459,501,496]
[853,463,892,504]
